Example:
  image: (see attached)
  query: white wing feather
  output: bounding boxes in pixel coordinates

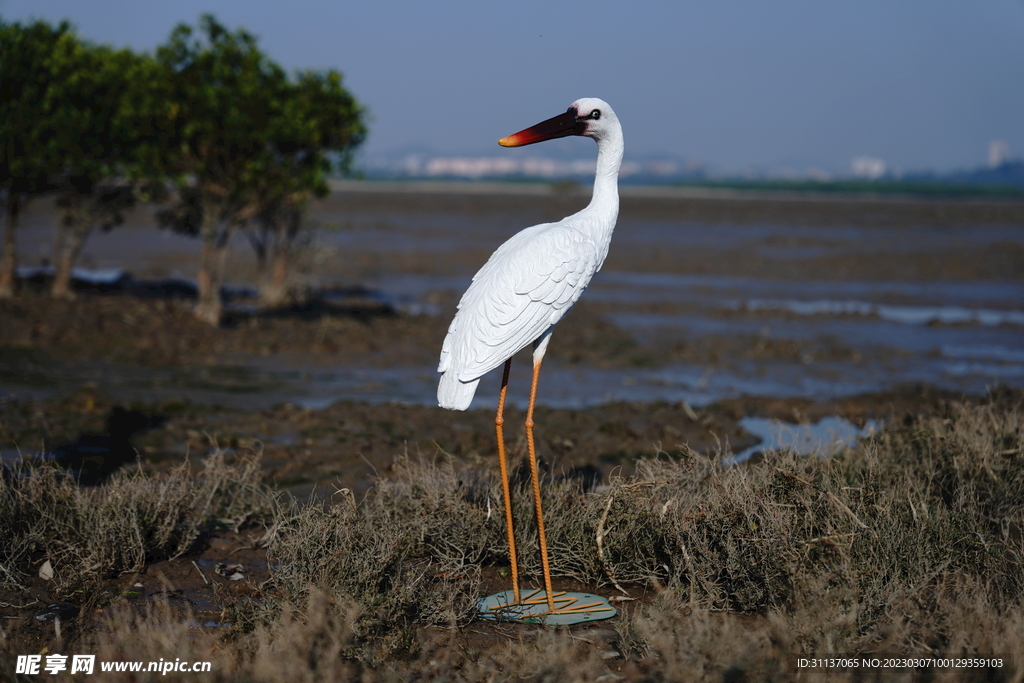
[438,221,599,391]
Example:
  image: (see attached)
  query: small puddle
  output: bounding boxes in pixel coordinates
[729,416,882,464]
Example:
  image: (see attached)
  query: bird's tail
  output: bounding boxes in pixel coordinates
[437,371,480,411]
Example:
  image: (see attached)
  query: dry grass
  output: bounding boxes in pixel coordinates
[0,449,280,594]
[1,394,1022,681]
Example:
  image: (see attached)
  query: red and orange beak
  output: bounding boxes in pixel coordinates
[498,109,586,147]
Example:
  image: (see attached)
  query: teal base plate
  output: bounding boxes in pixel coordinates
[477,588,617,625]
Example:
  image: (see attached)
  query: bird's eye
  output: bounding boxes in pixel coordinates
[590,109,601,119]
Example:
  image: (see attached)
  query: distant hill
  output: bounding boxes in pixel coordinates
[939,161,1024,188]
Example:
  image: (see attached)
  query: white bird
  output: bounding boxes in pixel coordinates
[437,98,623,616]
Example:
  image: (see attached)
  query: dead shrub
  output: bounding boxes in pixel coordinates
[0,448,279,594]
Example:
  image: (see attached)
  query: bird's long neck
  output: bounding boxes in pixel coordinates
[583,127,623,256]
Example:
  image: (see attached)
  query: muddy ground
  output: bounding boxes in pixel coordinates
[0,288,977,501]
[3,184,1019,495]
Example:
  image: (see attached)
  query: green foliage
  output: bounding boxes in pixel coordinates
[0,13,366,309]
[283,69,367,184]
[254,67,366,216]
[151,14,366,320]
[246,67,367,306]
[0,18,178,296]
[0,18,76,196]
[156,14,289,210]
[154,14,366,218]
[0,19,77,295]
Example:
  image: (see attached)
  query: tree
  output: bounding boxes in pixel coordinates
[155,15,292,325]
[246,69,366,307]
[0,19,77,298]
[47,44,168,299]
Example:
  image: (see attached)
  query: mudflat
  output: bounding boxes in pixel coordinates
[3,182,1023,491]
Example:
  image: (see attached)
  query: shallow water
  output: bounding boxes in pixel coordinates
[0,348,889,411]
[729,416,883,464]
[5,189,1024,410]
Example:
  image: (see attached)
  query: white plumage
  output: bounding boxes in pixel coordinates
[438,97,624,410]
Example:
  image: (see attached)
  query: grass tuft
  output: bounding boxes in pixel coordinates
[0,448,280,594]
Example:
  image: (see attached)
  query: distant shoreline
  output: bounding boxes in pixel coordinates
[326,179,1024,226]
[329,178,1024,205]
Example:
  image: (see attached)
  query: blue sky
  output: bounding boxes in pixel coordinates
[2,0,1022,174]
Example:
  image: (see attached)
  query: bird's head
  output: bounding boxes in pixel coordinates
[499,98,618,147]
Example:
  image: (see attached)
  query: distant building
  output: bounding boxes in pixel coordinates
[851,156,887,180]
[366,155,670,180]
[988,140,1009,168]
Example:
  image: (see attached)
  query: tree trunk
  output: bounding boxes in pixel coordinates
[193,237,222,325]
[52,199,89,300]
[260,248,290,308]
[51,226,88,300]
[0,198,20,299]
[195,225,240,326]
[193,200,226,326]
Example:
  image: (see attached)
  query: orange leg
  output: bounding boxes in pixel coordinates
[525,357,556,613]
[495,359,520,602]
